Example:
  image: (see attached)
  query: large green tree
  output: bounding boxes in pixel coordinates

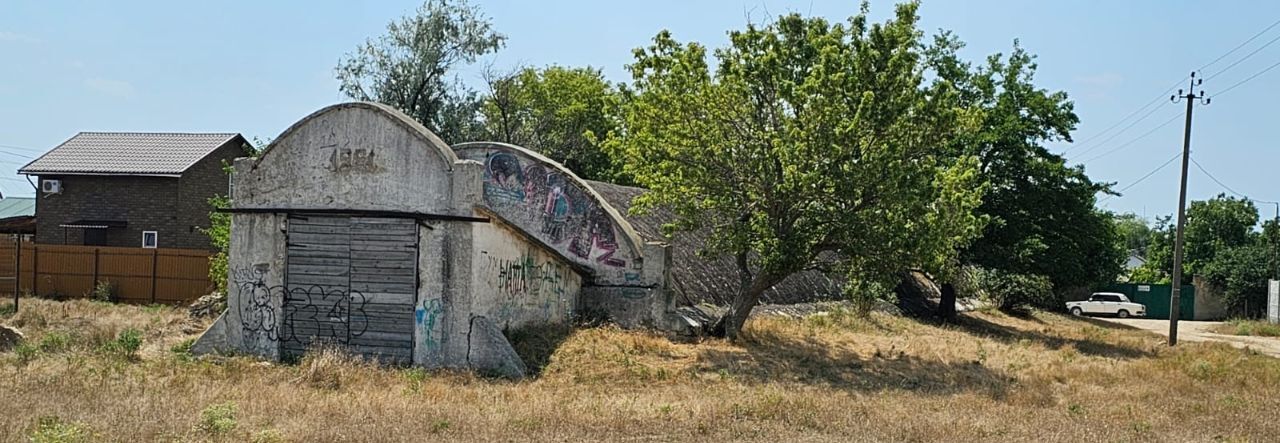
[481,66,626,182]
[336,0,504,142]
[609,4,986,338]
[1184,194,1259,277]
[1113,213,1152,258]
[927,35,1123,293]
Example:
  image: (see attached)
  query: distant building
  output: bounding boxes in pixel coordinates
[0,197,35,234]
[19,132,248,250]
[1126,251,1147,271]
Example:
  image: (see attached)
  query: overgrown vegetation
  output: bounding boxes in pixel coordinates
[1215,319,1280,337]
[90,280,116,303]
[196,402,239,436]
[28,416,95,443]
[1132,194,1279,316]
[3,297,1280,441]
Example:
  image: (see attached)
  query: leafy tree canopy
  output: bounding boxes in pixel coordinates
[927,33,1122,291]
[609,2,986,337]
[336,0,504,143]
[482,66,627,183]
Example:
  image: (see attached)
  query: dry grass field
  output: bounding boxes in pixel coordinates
[2,298,1279,442]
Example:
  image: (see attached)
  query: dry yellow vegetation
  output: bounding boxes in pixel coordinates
[2,298,1279,442]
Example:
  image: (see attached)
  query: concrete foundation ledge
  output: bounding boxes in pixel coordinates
[467,315,527,379]
[190,312,231,356]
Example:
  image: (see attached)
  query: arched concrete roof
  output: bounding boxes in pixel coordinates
[252,101,459,170]
[453,141,647,260]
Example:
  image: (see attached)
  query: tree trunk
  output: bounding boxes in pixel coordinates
[710,275,777,340]
[938,282,957,321]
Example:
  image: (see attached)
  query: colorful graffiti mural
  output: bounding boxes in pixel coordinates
[479,151,629,268]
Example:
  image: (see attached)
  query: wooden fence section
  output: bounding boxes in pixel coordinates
[0,237,213,304]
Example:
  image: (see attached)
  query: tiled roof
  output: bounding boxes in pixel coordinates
[586,180,844,306]
[19,132,241,176]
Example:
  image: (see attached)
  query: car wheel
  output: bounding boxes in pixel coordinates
[1117,309,1130,318]
[1071,307,1083,316]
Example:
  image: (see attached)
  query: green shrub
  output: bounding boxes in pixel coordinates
[90,281,117,303]
[38,332,73,353]
[170,338,196,361]
[99,328,143,359]
[14,342,38,365]
[962,267,1055,311]
[197,402,238,435]
[0,302,15,317]
[28,416,93,443]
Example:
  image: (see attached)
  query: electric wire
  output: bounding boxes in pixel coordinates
[1099,151,1182,202]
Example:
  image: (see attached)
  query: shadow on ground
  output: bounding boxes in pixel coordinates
[948,313,1153,360]
[695,325,1015,399]
[507,323,575,376]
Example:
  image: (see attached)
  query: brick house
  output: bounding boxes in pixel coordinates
[19,132,249,250]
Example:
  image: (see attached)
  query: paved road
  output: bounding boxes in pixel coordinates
[1095,317,1280,357]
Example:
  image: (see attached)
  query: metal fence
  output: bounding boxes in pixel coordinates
[0,236,213,304]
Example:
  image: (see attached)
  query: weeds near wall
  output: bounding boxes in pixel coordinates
[196,402,239,436]
[28,416,95,443]
[294,346,367,390]
[98,328,142,360]
[90,281,117,303]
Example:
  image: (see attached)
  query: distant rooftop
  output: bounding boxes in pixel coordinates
[0,197,34,219]
[19,132,243,176]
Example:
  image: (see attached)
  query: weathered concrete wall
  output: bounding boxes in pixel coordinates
[471,220,583,331]
[453,142,645,285]
[453,142,677,329]
[236,103,458,214]
[207,102,684,374]
[222,212,286,360]
[1193,276,1230,321]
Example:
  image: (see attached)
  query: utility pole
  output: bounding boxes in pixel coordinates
[1168,72,1210,346]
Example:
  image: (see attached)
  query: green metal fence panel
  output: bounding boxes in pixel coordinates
[1102,283,1195,319]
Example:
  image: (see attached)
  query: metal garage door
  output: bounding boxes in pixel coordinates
[283,215,418,364]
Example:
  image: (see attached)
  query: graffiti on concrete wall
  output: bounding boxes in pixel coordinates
[232,266,370,346]
[481,151,628,268]
[234,266,280,342]
[280,285,370,345]
[482,252,577,324]
[415,298,445,355]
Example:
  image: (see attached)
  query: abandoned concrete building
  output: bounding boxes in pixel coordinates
[193,102,690,376]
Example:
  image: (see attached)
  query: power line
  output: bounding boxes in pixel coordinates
[1198,18,1280,72]
[1078,111,1184,164]
[1204,31,1280,81]
[0,143,46,153]
[1072,103,1167,157]
[1215,57,1280,98]
[1064,78,1182,153]
[1190,157,1278,204]
[1070,17,1280,155]
[1099,151,1182,202]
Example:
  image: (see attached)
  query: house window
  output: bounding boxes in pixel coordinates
[142,231,158,249]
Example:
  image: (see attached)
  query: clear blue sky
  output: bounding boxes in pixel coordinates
[2,1,1278,222]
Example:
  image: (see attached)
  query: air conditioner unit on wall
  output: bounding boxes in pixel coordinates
[41,179,62,194]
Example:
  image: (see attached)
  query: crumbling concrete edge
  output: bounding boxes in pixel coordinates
[191,312,231,356]
[466,315,526,379]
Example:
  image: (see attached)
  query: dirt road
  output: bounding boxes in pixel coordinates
[1097,317,1280,357]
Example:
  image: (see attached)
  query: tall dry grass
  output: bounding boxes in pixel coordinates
[1,298,1279,442]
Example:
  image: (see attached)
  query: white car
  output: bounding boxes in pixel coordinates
[1066,292,1146,318]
